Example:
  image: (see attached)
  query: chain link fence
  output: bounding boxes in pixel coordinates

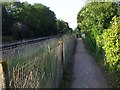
[1,34,76,88]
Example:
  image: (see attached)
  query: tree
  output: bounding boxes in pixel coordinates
[2,3,14,36]
[77,2,118,51]
[2,2,58,40]
[11,22,31,40]
[56,19,72,34]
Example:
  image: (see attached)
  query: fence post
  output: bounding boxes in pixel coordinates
[55,40,64,88]
[0,60,9,89]
[60,41,64,70]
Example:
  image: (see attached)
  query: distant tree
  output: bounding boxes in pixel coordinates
[56,19,72,34]
[2,2,72,41]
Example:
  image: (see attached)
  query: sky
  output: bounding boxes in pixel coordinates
[19,0,85,29]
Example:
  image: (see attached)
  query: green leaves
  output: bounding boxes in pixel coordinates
[56,19,71,34]
[2,2,58,40]
[103,16,120,67]
[77,2,120,86]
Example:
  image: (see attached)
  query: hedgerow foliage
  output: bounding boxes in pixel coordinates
[77,1,120,87]
[103,16,120,80]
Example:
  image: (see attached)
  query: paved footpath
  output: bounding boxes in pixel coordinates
[71,38,108,88]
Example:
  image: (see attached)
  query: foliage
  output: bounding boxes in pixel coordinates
[77,1,120,87]
[2,4,14,36]
[102,16,120,79]
[3,34,76,88]
[11,22,31,39]
[77,2,117,54]
[56,19,72,34]
[2,36,13,42]
[2,2,72,41]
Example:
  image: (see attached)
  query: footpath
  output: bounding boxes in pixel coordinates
[71,38,108,88]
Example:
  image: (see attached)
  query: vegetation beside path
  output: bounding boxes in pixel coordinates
[76,0,120,88]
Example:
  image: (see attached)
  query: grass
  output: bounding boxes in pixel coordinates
[3,35,77,88]
[4,38,61,88]
[59,38,77,88]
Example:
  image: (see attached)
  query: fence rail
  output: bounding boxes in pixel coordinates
[0,34,76,89]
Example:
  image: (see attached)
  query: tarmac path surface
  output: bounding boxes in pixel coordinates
[71,38,108,88]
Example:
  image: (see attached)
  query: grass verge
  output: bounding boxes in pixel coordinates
[59,39,77,88]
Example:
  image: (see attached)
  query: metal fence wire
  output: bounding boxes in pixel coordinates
[1,34,76,88]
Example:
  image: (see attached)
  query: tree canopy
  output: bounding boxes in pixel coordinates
[56,19,72,34]
[2,2,72,41]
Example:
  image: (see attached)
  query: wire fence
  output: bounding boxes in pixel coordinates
[1,34,76,88]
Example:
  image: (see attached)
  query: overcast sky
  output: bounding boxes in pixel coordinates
[19,0,85,29]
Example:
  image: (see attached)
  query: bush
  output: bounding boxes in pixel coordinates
[102,16,120,85]
[77,2,120,87]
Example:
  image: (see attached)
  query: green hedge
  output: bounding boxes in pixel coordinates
[77,2,120,87]
[102,16,120,85]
